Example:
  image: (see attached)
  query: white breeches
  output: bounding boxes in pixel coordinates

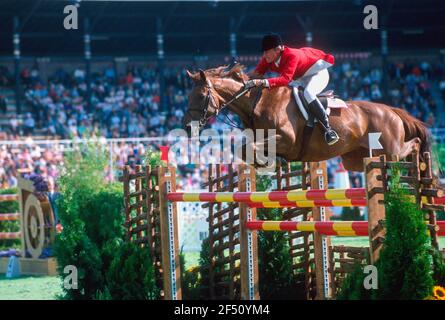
[289,68,330,104]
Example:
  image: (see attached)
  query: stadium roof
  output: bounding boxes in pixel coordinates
[0,0,444,57]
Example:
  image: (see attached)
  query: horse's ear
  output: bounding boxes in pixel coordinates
[227,63,246,82]
[233,63,245,74]
[186,69,201,82]
[226,58,238,72]
[199,69,207,82]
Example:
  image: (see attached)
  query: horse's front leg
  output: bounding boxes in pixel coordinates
[236,132,282,171]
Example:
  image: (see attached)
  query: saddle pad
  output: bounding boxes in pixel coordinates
[327,98,348,109]
[292,86,347,122]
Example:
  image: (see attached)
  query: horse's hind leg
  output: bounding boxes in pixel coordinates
[369,135,421,161]
[395,137,421,160]
[340,138,419,173]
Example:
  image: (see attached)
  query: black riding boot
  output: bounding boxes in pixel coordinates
[307,98,339,145]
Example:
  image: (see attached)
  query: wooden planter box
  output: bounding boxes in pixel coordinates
[0,257,57,276]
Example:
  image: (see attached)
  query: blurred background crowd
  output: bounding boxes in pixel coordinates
[1,57,444,190]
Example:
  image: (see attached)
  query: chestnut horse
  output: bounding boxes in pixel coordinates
[183,64,431,172]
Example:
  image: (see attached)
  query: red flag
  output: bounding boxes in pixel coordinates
[160,146,169,165]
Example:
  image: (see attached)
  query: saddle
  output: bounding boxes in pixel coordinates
[294,86,347,128]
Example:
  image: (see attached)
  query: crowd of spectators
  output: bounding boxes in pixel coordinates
[11,64,189,139]
[1,58,444,139]
[0,139,62,189]
[331,59,445,126]
[0,57,444,189]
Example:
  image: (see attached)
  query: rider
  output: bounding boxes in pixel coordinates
[247,32,339,145]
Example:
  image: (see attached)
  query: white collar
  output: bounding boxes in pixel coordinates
[274,56,281,68]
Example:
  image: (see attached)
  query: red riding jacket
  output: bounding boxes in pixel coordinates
[254,46,335,88]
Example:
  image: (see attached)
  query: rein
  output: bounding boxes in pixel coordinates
[198,82,251,129]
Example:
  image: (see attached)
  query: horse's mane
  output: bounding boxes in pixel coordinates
[205,64,249,82]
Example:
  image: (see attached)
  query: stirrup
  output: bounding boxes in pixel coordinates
[325,130,339,146]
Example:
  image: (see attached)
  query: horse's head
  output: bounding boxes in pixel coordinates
[183,64,248,129]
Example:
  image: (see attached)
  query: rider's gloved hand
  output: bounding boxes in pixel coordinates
[244,79,267,89]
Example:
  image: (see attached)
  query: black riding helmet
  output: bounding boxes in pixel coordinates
[262,32,283,52]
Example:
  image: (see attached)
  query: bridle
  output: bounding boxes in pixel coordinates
[198,81,218,127]
[192,79,251,128]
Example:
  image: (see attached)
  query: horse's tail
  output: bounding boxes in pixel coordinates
[390,107,445,189]
[390,107,432,157]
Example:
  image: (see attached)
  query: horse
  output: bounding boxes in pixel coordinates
[183,64,431,173]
